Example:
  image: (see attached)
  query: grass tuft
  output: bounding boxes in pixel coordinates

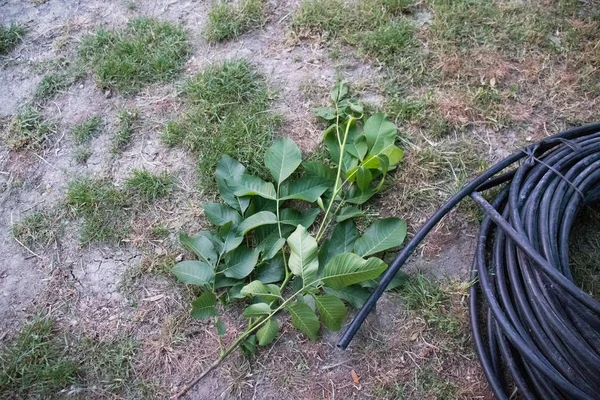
[79,17,189,93]
[358,19,417,65]
[3,106,54,150]
[71,115,103,144]
[112,109,139,154]
[12,210,62,249]
[126,169,174,202]
[66,177,130,245]
[73,146,93,164]
[34,73,70,100]
[205,0,266,42]
[0,317,78,397]
[0,23,25,55]
[163,59,280,189]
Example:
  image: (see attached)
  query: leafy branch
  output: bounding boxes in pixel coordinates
[170,82,407,399]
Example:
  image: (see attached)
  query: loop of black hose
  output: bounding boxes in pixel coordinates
[338,123,600,400]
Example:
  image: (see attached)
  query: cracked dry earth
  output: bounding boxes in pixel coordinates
[0,1,501,399]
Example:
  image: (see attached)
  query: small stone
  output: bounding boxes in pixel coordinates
[526,136,533,142]
[175,253,183,262]
[79,84,84,89]
[104,90,112,99]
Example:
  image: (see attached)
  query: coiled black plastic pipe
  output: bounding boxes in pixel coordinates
[338,123,600,399]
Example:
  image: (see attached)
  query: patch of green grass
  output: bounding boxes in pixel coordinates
[112,109,139,154]
[162,59,280,189]
[126,169,174,202]
[34,72,70,100]
[66,177,130,245]
[3,105,54,150]
[205,0,266,42]
[12,210,62,249]
[71,115,103,144]
[77,336,138,393]
[358,19,417,65]
[0,23,25,55]
[73,146,92,164]
[381,0,414,15]
[399,274,462,337]
[417,365,458,400]
[79,17,189,93]
[0,317,78,397]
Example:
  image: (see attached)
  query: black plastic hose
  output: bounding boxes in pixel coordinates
[338,123,600,399]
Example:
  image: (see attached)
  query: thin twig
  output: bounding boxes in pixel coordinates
[13,236,43,260]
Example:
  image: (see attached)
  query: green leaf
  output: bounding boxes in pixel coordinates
[320,220,359,266]
[346,135,368,161]
[345,185,377,205]
[321,253,387,290]
[255,255,285,283]
[215,155,247,213]
[203,203,242,226]
[220,222,244,254]
[330,81,348,102]
[287,225,319,286]
[256,225,293,260]
[335,206,364,222]
[314,295,347,332]
[214,275,239,289]
[180,232,218,266]
[256,318,279,346]
[234,174,277,200]
[353,218,407,257]
[280,178,329,202]
[312,107,337,120]
[196,230,224,255]
[356,166,373,191]
[216,318,227,336]
[243,303,272,318]
[222,246,259,279]
[323,285,371,308]
[362,145,403,170]
[172,261,214,287]
[246,196,277,216]
[241,280,281,301]
[279,208,320,229]
[264,137,302,184]
[190,292,217,320]
[303,161,336,182]
[237,211,278,234]
[228,283,245,300]
[287,302,320,341]
[364,113,397,155]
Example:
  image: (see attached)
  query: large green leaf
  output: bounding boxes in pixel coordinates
[364,113,397,155]
[215,155,248,213]
[287,225,319,285]
[264,137,302,184]
[330,81,348,102]
[362,145,403,170]
[303,161,336,182]
[314,295,347,332]
[312,106,337,120]
[190,292,217,320]
[234,174,277,200]
[256,225,293,260]
[256,318,279,346]
[222,246,259,279]
[321,253,387,289]
[237,211,278,234]
[240,280,281,301]
[280,178,329,202]
[172,261,214,287]
[346,134,368,161]
[287,301,320,341]
[203,203,242,226]
[335,206,364,222]
[323,285,371,308]
[255,255,285,283]
[243,303,272,318]
[180,232,219,266]
[356,166,373,191]
[353,218,407,257]
[345,185,377,205]
[320,220,359,266]
[220,222,244,254]
[279,208,320,229]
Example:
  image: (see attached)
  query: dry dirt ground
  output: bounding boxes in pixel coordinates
[1,0,597,399]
